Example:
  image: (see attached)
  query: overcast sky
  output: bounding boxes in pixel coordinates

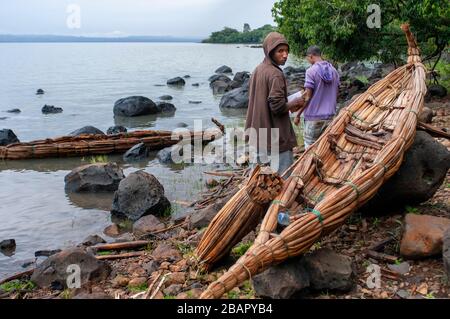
[0,0,277,37]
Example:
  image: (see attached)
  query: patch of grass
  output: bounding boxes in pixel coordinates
[60,289,72,299]
[227,290,240,299]
[372,217,380,227]
[164,294,176,299]
[89,155,109,164]
[355,75,369,85]
[425,292,435,299]
[176,242,194,257]
[394,258,403,265]
[240,280,255,298]
[232,241,253,257]
[118,219,134,231]
[186,290,193,298]
[97,250,114,256]
[0,280,36,292]
[405,205,420,214]
[128,283,148,292]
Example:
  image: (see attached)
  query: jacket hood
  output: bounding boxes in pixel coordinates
[316,61,334,83]
[263,32,289,66]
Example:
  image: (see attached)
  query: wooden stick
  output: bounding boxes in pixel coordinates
[95,251,146,260]
[93,240,150,251]
[417,121,450,139]
[211,118,225,134]
[0,269,34,285]
[365,250,398,263]
[203,171,236,178]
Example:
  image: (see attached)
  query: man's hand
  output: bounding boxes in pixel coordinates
[287,96,304,113]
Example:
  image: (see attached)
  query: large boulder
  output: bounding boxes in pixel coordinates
[252,248,355,298]
[208,74,231,84]
[69,126,105,136]
[427,84,447,98]
[42,105,63,114]
[113,96,159,117]
[123,143,149,162]
[132,215,165,237]
[233,71,250,83]
[106,125,127,135]
[111,170,171,221]
[219,79,249,109]
[400,214,450,259]
[443,228,450,281]
[31,248,111,289]
[361,132,450,212]
[211,81,231,95]
[64,163,124,192]
[302,248,355,292]
[0,129,20,146]
[215,65,232,74]
[189,191,238,228]
[252,257,310,299]
[167,77,186,86]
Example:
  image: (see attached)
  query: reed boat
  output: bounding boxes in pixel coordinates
[198,24,427,299]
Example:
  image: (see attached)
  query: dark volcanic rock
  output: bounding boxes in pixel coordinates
[0,129,20,146]
[106,125,127,135]
[42,105,63,114]
[167,77,186,86]
[64,163,124,192]
[113,96,159,117]
[69,126,105,136]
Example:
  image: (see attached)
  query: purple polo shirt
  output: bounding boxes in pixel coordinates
[304,61,340,121]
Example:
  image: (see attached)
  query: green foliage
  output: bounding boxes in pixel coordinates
[272,0,450,64]
[128,283,148,292]
[203,24,276,44]
[0,280,36,292]
[232,241,253,257]
[405,205,420,214]
[89,155,108,164]
[97,250,114,256]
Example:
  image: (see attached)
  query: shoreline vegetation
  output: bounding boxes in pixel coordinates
[202,24,275,44]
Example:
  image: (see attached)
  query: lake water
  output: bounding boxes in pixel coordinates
[0,42,301,279]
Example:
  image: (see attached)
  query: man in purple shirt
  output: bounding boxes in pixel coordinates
[294,45,340,148]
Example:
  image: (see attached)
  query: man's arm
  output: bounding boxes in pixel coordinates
[268,75,301,114]
[293,88,313,125]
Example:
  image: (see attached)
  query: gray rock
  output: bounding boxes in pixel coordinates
[444,228,450,281]
[152,243,182,262]
[123,143,149,162]
[81,235,106,247]
[0,239,16,255]
[233,71,250,83]
[396,289,410,299]
[6,108,21,113]
[36,89,45,95]
[156,101,176,113]
[0,117,8,120]
[176,122,188,128]
[427,84,447,98]
[419,107,434,123]
[302,248,355,292]
[41,105,63,114]
[31,248,111,289]
[64,163,125,192]
[188,101,202,104]
[183,75,191,79]
[163,284,183,296]
[156,145,184,164]
[252,257,310,299]
[113,96,159,117]
[211,80,231,94]
[0,129,20,146]
[190,191,238,228]
[388,262,411,275]
[106,125,127,135]
[132,215,165,237]
[192,83,200,87]
[215,65,232,74]
[167,77,186,86]
[219,79,249,109]
[111,170,171,221]
[69,126,105,136]
[208,74,231,84]
[159,95,173,101]
[143,260,160,274]
[35,249,62,257]
[362,132,450,212]
[103,224,121,237]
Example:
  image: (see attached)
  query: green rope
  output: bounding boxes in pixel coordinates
[307,208,324,225]
[344,181,361,199]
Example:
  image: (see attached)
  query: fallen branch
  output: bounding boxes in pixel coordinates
[365,250,398,263]
[0,269,34,285]
[95,251,146,260]
[211,118,225,134]
[150,273,171,299]
[203,171,236,178]
[417,121,450,139]
[93,240,150,252]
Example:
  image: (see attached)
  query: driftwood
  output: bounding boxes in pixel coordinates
[0,269,34,285]
[96,251,146,260]
[417,121,450,139]
[93,240,150,251]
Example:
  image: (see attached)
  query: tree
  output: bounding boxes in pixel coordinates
[243,23,251,33]
[202,24,276,44]
[272,0,450,66]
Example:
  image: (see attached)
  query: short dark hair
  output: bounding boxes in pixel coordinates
[306,45,321,57]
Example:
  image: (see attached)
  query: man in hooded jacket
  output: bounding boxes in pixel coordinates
[245,32,302,175]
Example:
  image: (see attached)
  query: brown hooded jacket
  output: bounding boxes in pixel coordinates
[245,32,297,153]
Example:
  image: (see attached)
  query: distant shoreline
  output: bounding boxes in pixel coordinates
[0,35,204,43]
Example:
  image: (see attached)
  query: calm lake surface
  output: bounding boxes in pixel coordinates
[0,42,302,279]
